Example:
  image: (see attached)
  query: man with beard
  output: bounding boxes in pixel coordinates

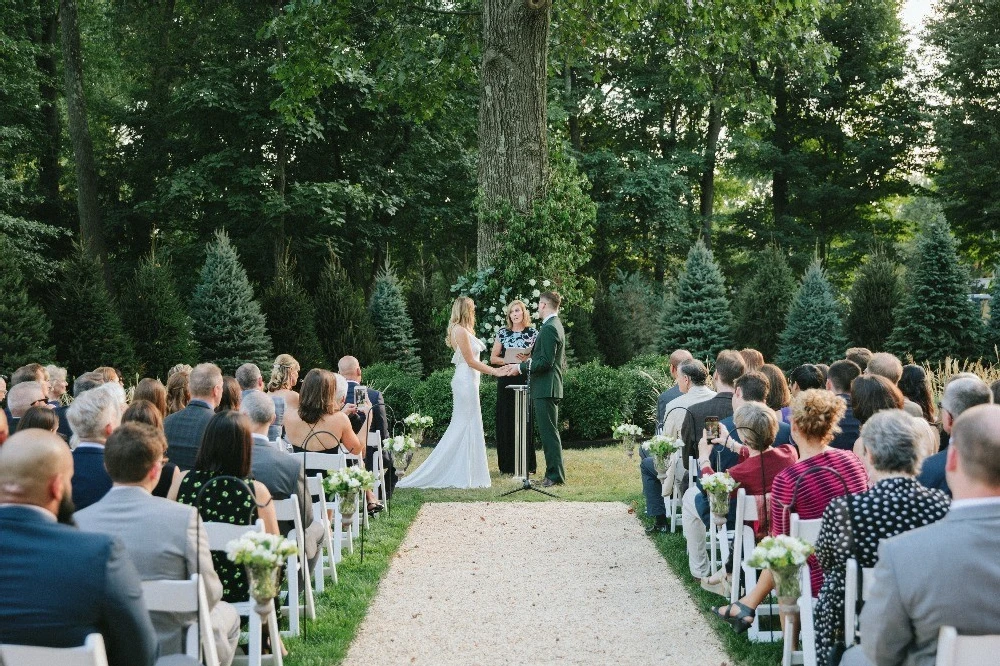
[0,429,163,666]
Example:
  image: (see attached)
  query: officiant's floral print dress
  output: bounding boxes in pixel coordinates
[177,470,259,602]
[494,325,538,474]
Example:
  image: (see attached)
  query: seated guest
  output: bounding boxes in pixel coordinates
[235,363,265,397]
[165,369,191,416]
[340,355,395,498]
[73,370,106,396]
[851,375,905,458]
[94,365,123,385]
[816,363,830,383]
[683,401,798,593]
[168,411,279,603]
[0,375,6,405]
[845,347,873,372]
[760,363,792,417]
[917,375,992,497]
[7,380,49,431]
[163,363,223,470]
[0,429,160,666]
[216,376,242,413]
[899,364,937,424]
[866,352,923,418]
[842,405,1000,666]
[168,363,192,379]
[780,364,825,423]
[284,369,380,513]
[814,410,950,665]
[134,378,168,418]
[714,389,868,632]
[718,371,793,452]
[656,349,693,427]
[45,364,68,405]
[242,391,324,568]
[680,350,745,465]
[68,383,125,511]
[123,399,179,498]
[10,363,49,397]
[16,405,60,433]
[267,354,301,441]
[739,348,765,373]
[76,423,240,666]
[826,360,862,451]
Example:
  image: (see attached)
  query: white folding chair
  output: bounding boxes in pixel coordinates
[290,452,354,554]
[0,633,109,666]
[141,574,220,666]
[306,473,338,588]
[204,520,281,666]
[272,495,316,636]
[935,626,1000,666]
[367,431,388,510]
[731,489,782,643]
[344,451,367,532]
[843,558,875,647]
[782,513,824,666]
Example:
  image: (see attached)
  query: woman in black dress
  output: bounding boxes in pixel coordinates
[490,299,538,475]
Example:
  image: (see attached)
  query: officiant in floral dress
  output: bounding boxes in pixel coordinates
[490,300,537,475]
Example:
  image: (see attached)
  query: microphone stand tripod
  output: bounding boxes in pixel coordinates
[500,367,557,498]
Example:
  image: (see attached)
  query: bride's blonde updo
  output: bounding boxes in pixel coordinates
[446,296,476,348]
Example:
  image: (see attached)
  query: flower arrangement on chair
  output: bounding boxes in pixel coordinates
[700,472,740,525]
[387,434,420,477]
[323,467,376,528]
[225,532,299,614]
[613,422,644,458]
[747,534,814,625]
[402,413,433,445]
[643,434,683,474]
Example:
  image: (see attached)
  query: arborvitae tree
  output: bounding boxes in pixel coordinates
[369,258,422,376]
[732,246,797,362]
[776,260,848,369]
[314,251,379,367]
[120,254,198,379]
[565,305,602,364]
[0,246,56,373]
[592,283,632,367]
[986,268,1000,361]
[189,230,272,374]
[658,239,732,361]
[845,252,903,352]
[261,251,326,371]
[406,268,449,376]
[49,243,137,376]
[887,222,983,363]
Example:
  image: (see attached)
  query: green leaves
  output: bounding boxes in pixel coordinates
[776,260,847,369]
[658,239,732,361]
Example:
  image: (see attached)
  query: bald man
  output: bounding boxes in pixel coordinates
[0,429,160,666]
[339,355,393,501]
[656,349,693,427]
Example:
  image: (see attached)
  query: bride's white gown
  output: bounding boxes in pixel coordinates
[397,330,491,489]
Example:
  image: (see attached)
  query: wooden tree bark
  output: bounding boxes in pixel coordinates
[476,0,551,270]
[699,98,722,250]
[34,0,62,222]
[60,0,106,265]
[772,66,789,228]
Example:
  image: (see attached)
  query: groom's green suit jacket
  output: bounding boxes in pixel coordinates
[520,315,565,398]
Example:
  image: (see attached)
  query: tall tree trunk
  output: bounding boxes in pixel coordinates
[566,62,582,152]
[476,0,551,270]
[60,0,106,266]
[699,99,723,249]
[772,66,789,228]
[34,0,61,223]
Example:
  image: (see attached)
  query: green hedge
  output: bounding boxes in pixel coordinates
[363,362,422,430]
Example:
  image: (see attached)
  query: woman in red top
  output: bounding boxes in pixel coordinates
[714,389,868,633]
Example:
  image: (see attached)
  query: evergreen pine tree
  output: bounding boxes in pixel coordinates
[591,283,632,367]
[0,246,56,372]
[657,240,732,361]
[406,271,449,376]
[732,246,797,361]
[986,268,1000,361]
[314,251,380,367]
[261,251,326,371]
[845,252,903,352]
[776,260,848,369]
[188,230,272,374]
[120,254,198,379]
[49,243,137,376]
[565,305,602,364]
[369,258,422,376]
[887,222,983,363]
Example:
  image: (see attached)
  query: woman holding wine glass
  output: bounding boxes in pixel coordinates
[490,299,538,475]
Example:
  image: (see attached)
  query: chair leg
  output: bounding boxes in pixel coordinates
[249,610,263,666]
[284,556,299,637]
[267,602,284,666]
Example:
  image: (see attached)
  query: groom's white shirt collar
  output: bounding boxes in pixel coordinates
[543,312,557,324]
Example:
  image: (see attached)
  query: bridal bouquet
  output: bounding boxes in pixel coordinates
[226,532,299,607]
[747,535,814,610]
[643,434,683,473]
[700,472,739,523]
[613,422,644,458]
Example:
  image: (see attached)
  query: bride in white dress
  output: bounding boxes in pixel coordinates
[397,296,507,489]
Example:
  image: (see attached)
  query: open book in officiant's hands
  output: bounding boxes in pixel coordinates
[502,347,531,364]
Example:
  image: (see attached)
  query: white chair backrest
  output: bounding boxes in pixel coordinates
[290,451,346,473]
[790,513,823,546]
[142,576,198,613]
[367,432,382,450]
[935,626,1000,666]
[204,519,265,551]
[0,633,110,666]
[844,559,877,647]
[273,494,303,525]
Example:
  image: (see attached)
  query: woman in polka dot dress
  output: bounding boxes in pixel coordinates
[814,410,950,665]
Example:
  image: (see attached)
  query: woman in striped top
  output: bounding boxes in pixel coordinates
[714,389,869,633]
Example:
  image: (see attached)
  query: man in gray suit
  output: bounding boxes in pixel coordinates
[843,404,1000,666]
[164,363,223,470]
[242,390,324,569]
[76,423,240,666]
[656,349,693,427]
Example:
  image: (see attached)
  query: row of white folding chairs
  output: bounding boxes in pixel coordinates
[272,494,316,637]
[730,489,784,643]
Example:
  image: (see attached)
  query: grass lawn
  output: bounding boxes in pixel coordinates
[283,445,782,665]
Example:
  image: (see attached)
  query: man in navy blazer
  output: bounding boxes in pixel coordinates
[163,363,223,470]
[67,383,124,511]
[340,355,395,497]
[0,429,160,666]
[826,359,862,451]
[917,375,993,497]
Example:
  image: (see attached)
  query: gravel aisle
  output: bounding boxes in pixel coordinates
[344,502,729,665]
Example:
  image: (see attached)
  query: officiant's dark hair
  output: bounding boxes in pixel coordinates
[539,291,561,309]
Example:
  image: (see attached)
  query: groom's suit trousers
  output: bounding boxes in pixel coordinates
[534,397,565,483]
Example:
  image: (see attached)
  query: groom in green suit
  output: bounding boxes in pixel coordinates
[517,291,566,486]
